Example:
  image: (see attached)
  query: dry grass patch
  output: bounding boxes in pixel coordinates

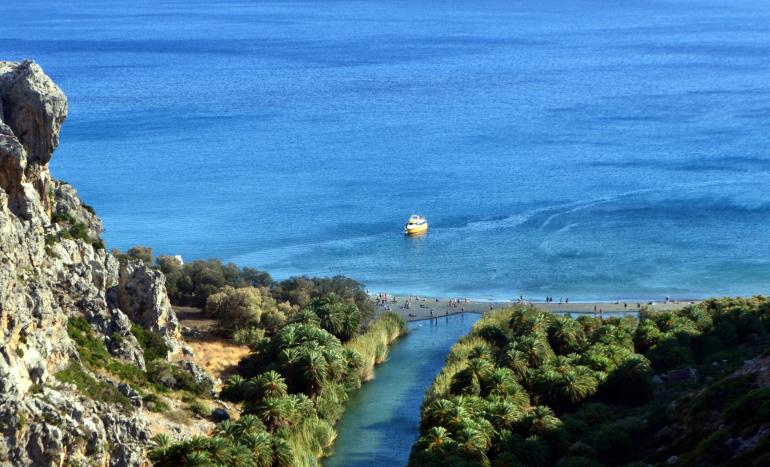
[186,339,250,380]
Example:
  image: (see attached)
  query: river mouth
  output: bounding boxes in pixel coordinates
[325,313,480,466]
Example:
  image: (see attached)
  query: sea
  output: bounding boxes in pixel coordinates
[4,0,770,301]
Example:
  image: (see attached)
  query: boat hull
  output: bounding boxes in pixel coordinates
[405,224,428,235]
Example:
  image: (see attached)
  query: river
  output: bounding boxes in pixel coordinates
[325,313,480,466]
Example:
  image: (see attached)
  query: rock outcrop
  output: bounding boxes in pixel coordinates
[0,60,207,466]
[117,260,184,355]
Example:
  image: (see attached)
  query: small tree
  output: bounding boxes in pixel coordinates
[205,286,288,335]
[126,246,153,265]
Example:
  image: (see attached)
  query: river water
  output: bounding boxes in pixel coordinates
[326,313,480,466]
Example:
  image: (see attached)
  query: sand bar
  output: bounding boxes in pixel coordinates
[372,294,700,322]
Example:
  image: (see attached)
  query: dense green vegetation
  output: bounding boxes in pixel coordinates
[117,246,375,325]
[150,312,407,466]
[409,297,770,466]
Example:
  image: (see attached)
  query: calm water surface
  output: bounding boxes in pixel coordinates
[325,313,479,466]
[3,0,770,300]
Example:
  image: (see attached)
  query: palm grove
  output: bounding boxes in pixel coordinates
[116,247,407,466]
[409,298,770,466]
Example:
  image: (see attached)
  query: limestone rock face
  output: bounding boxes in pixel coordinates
[118,260,183,355]
[0,60,67,218]
[0,386,150,466]
[0,60,205,466]
[52,180,104,240]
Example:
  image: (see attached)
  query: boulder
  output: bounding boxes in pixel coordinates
[181,360,216,395]
[211,407,230,423]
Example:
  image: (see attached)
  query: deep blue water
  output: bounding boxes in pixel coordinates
[326,313,479,466]
[4,0,770,300]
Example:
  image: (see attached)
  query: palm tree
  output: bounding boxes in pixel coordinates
[602,354,653,404]
[422,398,455,429]
[277,347,300,368]
[487,400,524,430]
[204,436,234,465]
[148,433,173,465]
[505,348,530,380]
[183,451,212,466]
[299,349,328,397]
[516,335,554,367]
[466,357,494,382]
[271,435,295,467]
[450,368,481,396]
[323,348,348,382]
[444,404,469,432]
[288,393,316,420]
[456,426,491,462]
[548,316,586,354]
[240,432,274,467]
[255,370,288,399]
[274,324,298,350]
[220,374,246,402]
[339,301,361,341]
[482,367,519,398]
[423,426,456,454]
[467,344,493,361]
[553,365,598,410]
[214,420,239,439]
[310,294,346,337]
[526,405,563,438]
[290,308,320,326]
[254,397,292,431]
[235,414,268,436]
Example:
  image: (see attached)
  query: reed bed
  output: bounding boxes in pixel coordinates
[346,312,408,381]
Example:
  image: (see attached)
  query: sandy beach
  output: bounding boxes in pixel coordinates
[373,294,699,322]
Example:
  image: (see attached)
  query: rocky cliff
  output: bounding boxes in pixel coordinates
[0,60,207,466]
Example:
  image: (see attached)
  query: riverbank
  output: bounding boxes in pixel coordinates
[373,294,699,322]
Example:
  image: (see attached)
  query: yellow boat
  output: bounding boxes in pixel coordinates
[404,214,428,235]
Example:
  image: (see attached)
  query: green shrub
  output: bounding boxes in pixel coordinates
[147,360,211,395]
[66,317,112,368]
[55,363,132,411]
[143,393,169,413]
[130,324,169,362]
[68,221,90,242]
[51,211,76,224]
[67,316,167,393]
[126,246,153,265]
[187,398,211,417]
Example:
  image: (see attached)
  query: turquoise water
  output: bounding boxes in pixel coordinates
[4,0,770,300]
[325,313,479,466]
